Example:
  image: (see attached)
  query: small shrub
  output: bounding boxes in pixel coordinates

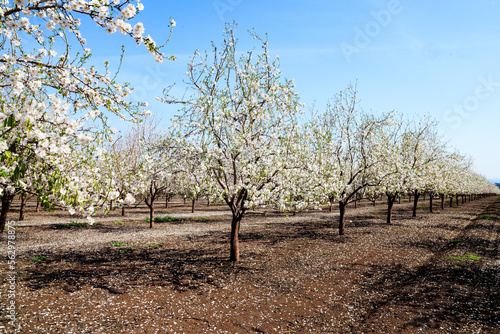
[109,241,133,247]
[146,216,182,223]
[478,215,498,220]
[29,256,47,262]
[446,254,480,261]
[68,222,88,227]
[55,222,88,228]
[114,221,124,225]
[451,237,464,243]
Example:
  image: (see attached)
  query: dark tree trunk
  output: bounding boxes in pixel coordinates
[183,197,186,204]
[338,201,347,235]
[429,195,433,213]
[145,196,155,229]
[386,194,396,224]
[450,196,453,208]
[456,194,459,206]
[412,190,420,217]
[398,196,401,204]
[0,194,15,233]
[191,199,195,213]
[354,200,357,209]
[372,200,376,207]
[329,198,334,212]
[36,197,41,213]
[149,203,154,229]
[440,194,445,210]
[207,198,210,207]
[230,214,242,262]
[409,194,412,203]
[121,206,125,216]
[423,194,426,201]
[19,192,27,221]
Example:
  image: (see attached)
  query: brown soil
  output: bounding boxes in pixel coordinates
[0,196,499,333]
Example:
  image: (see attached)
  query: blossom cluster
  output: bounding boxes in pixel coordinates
[0,1,171,227]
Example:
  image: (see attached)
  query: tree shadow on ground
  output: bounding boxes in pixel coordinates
[352,261,499,332]
[352,210,500,333]
[21,246,255,294]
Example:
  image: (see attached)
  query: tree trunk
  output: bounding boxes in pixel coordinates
[207,198,210,207]
[165,196,169,209]
[398,196,401,204]
[456,194,459,206]
[183,197,186,204]
[429,194,433,213]
[230,214,242,262]
[440,194,445,210]
[145,196,154,229]
[121,206,125,216]
[36,198,41,213]
[19,192,27,221]
[0,194,14,233]
[372,200,376,207]
[412,190,420,217]
[149,203,154,229]
[338,201,347,235]
[450,196,453,208]
[386,194,396,224]
[191,199,195,213]
[409,194,412,203]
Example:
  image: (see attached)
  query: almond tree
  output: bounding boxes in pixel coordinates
[164,25,302,262]
[0,0,173,231]
[378,117,440,223]
[102,127,143,217]
[309,85,394,235]
[175,150,208,214]
[125,117,177,228]
[405,124,446,217]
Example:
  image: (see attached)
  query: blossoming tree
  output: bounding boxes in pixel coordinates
[308,85,395,235]
[163,25,302,262]
[124,117,177,228]
[0,0,173,231]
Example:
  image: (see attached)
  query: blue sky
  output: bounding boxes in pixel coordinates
[81,0,500,181]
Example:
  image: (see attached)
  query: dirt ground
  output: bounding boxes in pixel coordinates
[0,195,499,333]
